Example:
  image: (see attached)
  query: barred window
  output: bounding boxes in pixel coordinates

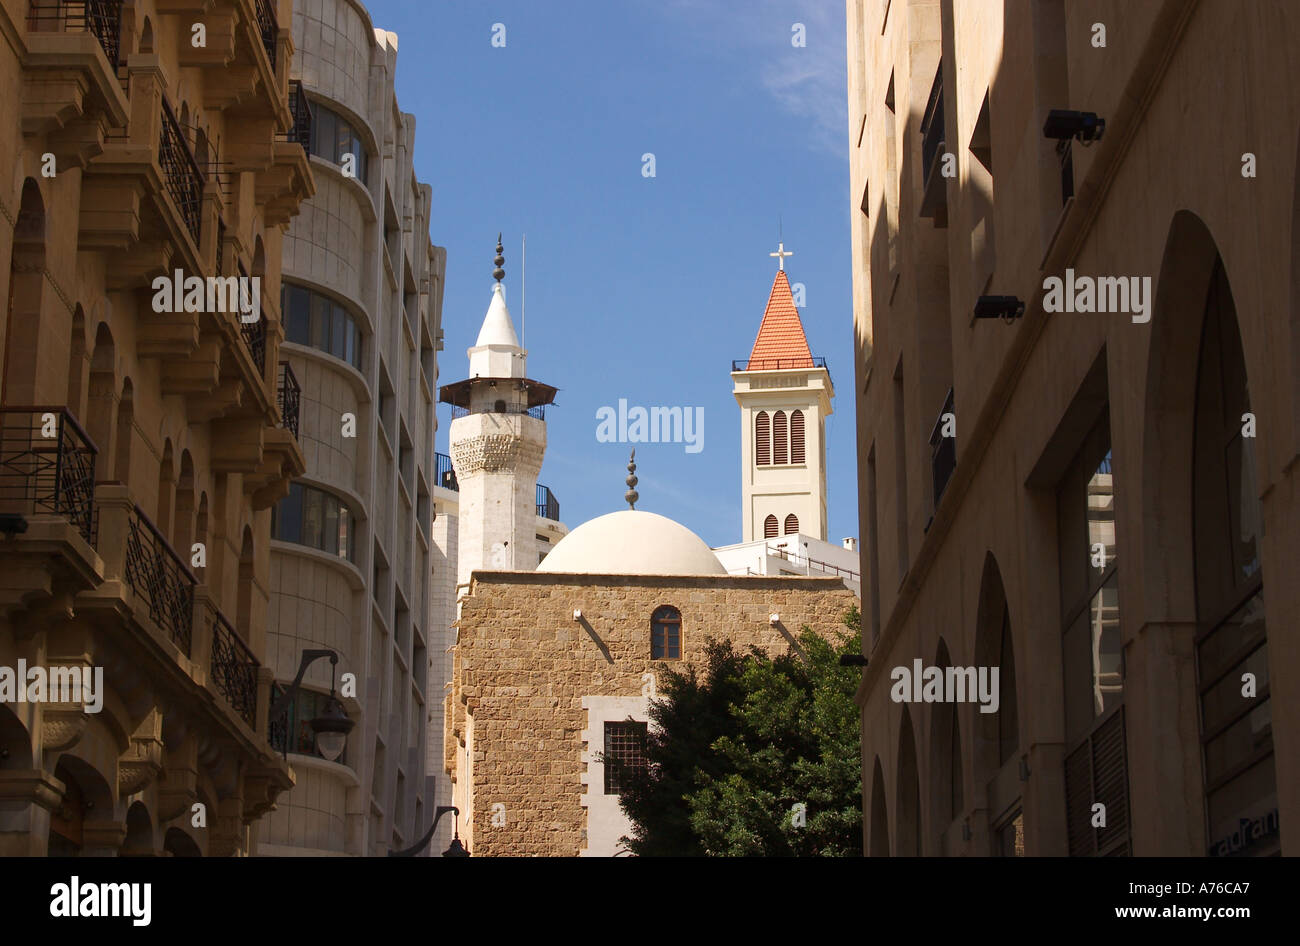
[603,721,648,795]
[651,605,681,660]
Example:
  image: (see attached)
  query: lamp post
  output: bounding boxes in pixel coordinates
[268,648,355,762]
[388,805,470,857]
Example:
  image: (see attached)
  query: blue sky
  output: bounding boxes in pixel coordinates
[365,0,855,547]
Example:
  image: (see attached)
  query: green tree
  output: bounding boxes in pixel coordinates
[614,607,863,856]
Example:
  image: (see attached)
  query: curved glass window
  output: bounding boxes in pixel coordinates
[281,282,362,369]
[308,101,369,185]
[272,482,356,561]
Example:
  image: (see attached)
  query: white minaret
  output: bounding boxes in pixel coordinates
[731,249,833,542]
[444,236,556,585]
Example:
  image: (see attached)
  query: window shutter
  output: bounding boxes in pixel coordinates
[1064,707,1130,856]
[784,514,799,535]
[791,410,805,463]
[774,411,788,464]
[756,411,770,465]
[764,515,778,538]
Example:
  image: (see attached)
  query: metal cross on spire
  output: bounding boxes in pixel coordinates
[770,241,794,271]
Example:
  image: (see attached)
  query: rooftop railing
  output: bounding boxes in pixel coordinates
[435,452,458,492]
[536,484,560,521]
[732,357,828,372]
[0,407,98,544]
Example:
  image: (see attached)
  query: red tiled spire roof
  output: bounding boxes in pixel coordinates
[746,269,814,369]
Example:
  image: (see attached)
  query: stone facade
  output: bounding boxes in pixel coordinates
[258,0,446,857]
[446,571,857,856]
[0,0,311,855]
[847,0,1300,856]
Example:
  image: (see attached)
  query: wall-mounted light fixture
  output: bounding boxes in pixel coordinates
[769,612,780,625]
[573,608,583,621]
[1042,109,1105,144]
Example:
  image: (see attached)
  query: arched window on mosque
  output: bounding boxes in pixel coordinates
[763,515,778,538]
[773,411,788,464]
[651,605,681,660]
[784,514,799,535]
[790,410,805,463]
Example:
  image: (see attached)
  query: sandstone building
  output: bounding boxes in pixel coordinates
[0,0,312,854]
[847,0,1298,856]
[255,0,447,856]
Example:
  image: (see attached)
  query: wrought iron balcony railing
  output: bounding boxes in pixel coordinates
[268,680,288,753]
[435,452,458,492]
[449,403,545,421]
[216,217,227,277]
[277,361,300,438]
[236,263,266,373]
[732,356,828,372]
[208,605,258,728]
[0,407,98,544]
[159,96,204,247]
[255,0,278,73]
[920,63,945,186]
[536,484,560,521]
[124,503,196,656]
[286,79,312,148]
[929,388,957,511]
[26,0,124,67]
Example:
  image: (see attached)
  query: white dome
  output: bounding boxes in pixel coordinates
[536,510,727,576]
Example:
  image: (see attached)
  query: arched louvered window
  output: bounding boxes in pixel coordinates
[755,411,771,466]
[763,515,778,538]
[784,514,799,535]
[773,411,789,464]
[790,410,805,463]
[651,605,682,660]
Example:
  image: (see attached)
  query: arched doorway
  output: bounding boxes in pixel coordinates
[895,706,921,856]
[928,638,964,852]
[868,756,890,857]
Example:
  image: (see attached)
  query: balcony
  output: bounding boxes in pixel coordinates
[206,604,258,729]
[123,503,196,656]
[236,263,266,374]
[450,403,545,421]
[277,361,300,439]
[928,388,956,513]
[26,0,123,66]
[159,96,205,247]
[0,407,98,544]
[919,62,948,223]
[254,0,278,74]
[286,79,313,149]
[536,484,560,521]
[436,451,458,492]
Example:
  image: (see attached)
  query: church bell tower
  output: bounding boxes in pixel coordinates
[731,244,833,543]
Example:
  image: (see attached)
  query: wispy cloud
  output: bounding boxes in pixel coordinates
[651,0,848,156]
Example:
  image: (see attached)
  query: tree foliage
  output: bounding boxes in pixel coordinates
[614,607,863,856]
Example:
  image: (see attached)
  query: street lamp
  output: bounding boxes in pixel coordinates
[268,648,355,762]
[389,805,470,857]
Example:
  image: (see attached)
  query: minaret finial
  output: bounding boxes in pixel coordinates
[624,449,639,510]
[493,233,505,282]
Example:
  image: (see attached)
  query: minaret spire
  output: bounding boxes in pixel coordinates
[624,450,639,510]
[493,233,505,282]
